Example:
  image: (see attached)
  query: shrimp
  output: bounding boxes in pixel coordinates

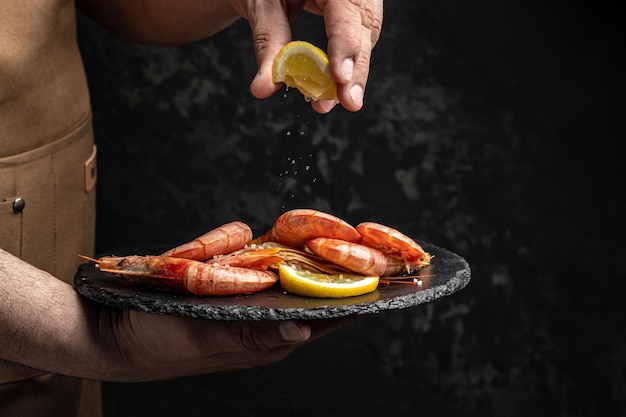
[252,209,361,248]
[252,210,431,278]
[356,222,432,273]
[263,242,355,275]
[304,237,421,277]
[161,221,252,261]
[81,212,433,296]
[82,255,277,296]
[305,237,388,276]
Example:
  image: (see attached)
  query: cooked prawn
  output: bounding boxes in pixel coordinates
[82,210,434,297]
[161,221,252,261]
[304,237,388,276]
[252,209,361,248]
[356,222,431,273]
[81,255,277,296]
[263,242,356,275]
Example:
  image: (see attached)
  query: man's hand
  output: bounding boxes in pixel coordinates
[77,0,383,113]
[235,0,384,113]
[110,311,354,380]
[0,249,354,382]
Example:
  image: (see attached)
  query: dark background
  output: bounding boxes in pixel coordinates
[76,1,624,416]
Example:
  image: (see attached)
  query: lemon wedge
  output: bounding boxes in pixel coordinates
[272,41,338,102]
[278,264,379,298]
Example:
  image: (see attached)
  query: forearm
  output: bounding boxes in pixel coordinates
[0,248,329,382]
[0,249,128,380]
[76,0,241,45]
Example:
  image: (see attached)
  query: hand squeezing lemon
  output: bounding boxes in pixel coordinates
[272,41,338,102]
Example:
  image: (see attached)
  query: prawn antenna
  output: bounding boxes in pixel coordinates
[78,254,99,263]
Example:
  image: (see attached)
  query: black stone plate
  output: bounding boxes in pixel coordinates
[74,242,470,321]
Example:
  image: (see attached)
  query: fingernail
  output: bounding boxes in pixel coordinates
[319,99,337,113]
[349,85,363,108]
[279,321,310,343]
[341,58,354,82]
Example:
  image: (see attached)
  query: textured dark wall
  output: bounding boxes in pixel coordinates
[76,1,623,416]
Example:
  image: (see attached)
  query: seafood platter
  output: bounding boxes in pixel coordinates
[75,209,470,320]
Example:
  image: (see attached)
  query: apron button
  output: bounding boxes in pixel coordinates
[13,197,25,213]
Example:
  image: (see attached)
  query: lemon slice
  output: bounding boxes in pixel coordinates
[272,41,338,102]
[278,264,379,298]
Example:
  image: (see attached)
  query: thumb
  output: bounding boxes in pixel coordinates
[278,320,312,343]
[236,320,311,352]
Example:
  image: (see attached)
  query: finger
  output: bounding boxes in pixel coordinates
[311,99,338,114]
[340,25,373,111]
[307,316,358,339]
[322,0,383,112]
[234,317,352,351]
[237,320,311,352]
[247,0,307,99]
[323,0,363,85]
[278,320,312,343]
[183,318,311,355]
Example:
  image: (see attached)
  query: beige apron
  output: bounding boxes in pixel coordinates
[1,0,101,415]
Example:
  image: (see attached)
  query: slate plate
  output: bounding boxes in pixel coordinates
[74,242,470,321]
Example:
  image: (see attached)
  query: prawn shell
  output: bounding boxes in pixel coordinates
[305,237,387,276]
[95,255,198,292]
[356,222,430,264]
[94,255,278,296]
[161,221,253,261]
[270,209,361,248]
[183,263,278,295]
